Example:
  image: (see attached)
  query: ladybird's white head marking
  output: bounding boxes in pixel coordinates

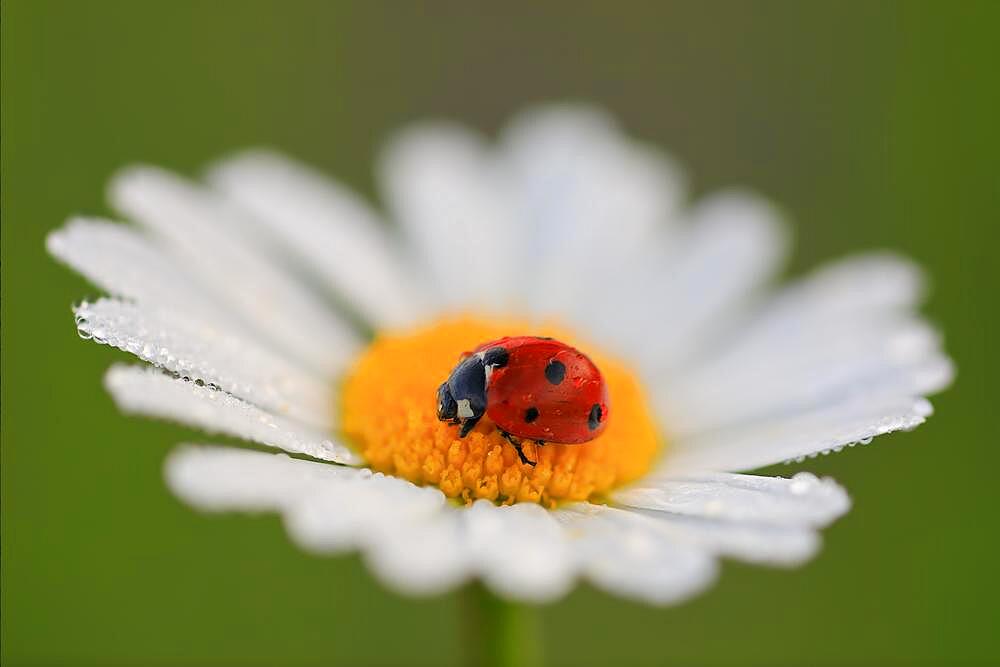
[478,346,510,384]
[474,350,493,384]
[456,398,474,419]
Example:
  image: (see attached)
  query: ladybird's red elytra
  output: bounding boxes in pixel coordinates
[436,336,610,465]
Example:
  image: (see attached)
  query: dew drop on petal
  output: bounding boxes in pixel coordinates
[789,472,818,495]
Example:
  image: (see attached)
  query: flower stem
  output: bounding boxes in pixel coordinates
[462,582,544,667]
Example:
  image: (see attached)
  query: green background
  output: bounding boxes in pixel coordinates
[3,2,998,665]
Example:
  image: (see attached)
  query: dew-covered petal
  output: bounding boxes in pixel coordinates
[75,298,332,429]
[47,217,311,374]
[378,122,518,311]
[662,316,952,437]
[623,511,821,566]
[596,471,847,567]
[48,218,226,323]
[106,365,359,464]
[612,471,850,527]
[207,151,430,328]
[664,393,934,473]
[109,166,360,374]
[553,503,717,606]
[498,106,686,322]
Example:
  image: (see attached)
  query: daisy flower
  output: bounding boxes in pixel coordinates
[48,106,952,609]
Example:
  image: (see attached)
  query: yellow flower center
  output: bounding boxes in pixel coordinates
[340,317,662,506]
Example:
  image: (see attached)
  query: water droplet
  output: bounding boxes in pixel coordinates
[859,436,873,445]
[790,472,818,494]
[790,479,812,495]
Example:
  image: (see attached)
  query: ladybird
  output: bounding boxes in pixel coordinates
[436,336,609,466]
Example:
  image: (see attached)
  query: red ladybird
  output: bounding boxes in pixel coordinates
[436,336,609,465]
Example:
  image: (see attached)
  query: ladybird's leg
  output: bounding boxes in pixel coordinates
[500,431,536,467]
[535,440,545,447]
[513,441,537,467]
[459,415,482,438]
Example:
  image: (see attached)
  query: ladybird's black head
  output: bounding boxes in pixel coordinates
[436,382,458,422]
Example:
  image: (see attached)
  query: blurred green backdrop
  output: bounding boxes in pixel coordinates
[3,2,998,665]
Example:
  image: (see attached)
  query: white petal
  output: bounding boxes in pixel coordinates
[169,447,831,603]
[167,445,469,596]
[610,473,849,566]
[165,444,360,512]
[109,166,359,374]
[554,503,717,606]
[167,445,440,540]
[47,218,311,376]
[499,106,686,322]
[170,446,718,605]
[378,122,517,311]
[48,218,225,323]
[612,471,850,527]
[360,509,472,596]
[665,393,934,473]
[660,253,926,380]
[652,254,951,465]
[284,472,447,555]
[106,365,360,464]
[661,315,952,436]
[756,252,926,322]
[207,151,430,328]
[313,498,578,602]
[636,512,821,566]
[459,500,575,603]
[602,190,788,370]
[75,298,332,429]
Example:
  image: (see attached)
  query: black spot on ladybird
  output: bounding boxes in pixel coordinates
[588,403,603,431]
[524,406,540,423]
[482,346,509,368]
[544,359,566,385]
